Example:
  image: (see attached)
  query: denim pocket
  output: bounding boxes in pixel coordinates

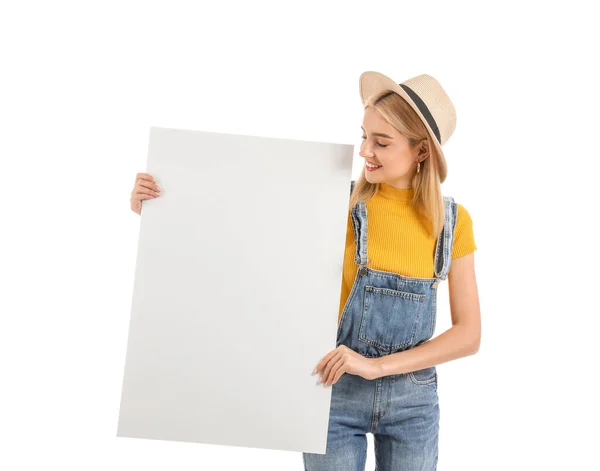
[359,285,426,351]
[409,366,437,385]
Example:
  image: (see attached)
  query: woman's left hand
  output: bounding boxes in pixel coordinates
[314,345,381,385]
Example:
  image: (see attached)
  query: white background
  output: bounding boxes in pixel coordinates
[1,1,598,470]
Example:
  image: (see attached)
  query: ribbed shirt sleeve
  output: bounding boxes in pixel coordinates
[451,203,477,259]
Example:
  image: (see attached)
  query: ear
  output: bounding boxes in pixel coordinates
[418,141,430,160]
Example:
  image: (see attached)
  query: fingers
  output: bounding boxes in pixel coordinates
[138,180,160,192]
[131,172,161,214]
[135,172,155,184]
[326,357,345,385]
[133,192,157,201]
[314,348,338,375]
[134,186,161,198]
[136,173,160,192]
[320,350,342,384]
[133,173,161,196]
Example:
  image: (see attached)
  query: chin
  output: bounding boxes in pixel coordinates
[364,171,383,182]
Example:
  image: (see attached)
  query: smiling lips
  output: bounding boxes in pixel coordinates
[366,161,383,170]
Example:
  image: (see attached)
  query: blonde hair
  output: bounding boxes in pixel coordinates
[349,90,446,239]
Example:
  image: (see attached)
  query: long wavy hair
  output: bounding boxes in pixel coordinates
[349,90,446,239]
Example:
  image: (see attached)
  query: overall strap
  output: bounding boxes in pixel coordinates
[349,180,370,269]
[431,195,458,288]
[350,200,370,267]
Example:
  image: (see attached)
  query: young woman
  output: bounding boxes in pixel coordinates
[304,71,480,471]
[129,71,480,471]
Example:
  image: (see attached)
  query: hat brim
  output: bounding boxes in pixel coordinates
[359,71,448,183]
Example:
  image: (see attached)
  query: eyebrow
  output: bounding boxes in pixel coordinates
[361,126,394,139]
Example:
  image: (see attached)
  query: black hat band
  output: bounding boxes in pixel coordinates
[399,84,441,144]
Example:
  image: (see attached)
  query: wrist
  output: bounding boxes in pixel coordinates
[371,356,386,379]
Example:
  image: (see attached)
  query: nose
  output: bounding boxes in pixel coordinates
[359,141,374,159]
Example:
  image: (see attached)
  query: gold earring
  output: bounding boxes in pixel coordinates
[417,161,421,174]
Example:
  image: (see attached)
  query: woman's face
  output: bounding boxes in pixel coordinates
[359,106,422,189]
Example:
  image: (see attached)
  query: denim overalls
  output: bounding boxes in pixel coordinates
[303,183,458,471]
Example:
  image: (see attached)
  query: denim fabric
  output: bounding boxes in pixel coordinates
[303,189,458,471]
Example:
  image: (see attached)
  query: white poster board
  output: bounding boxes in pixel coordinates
[117,127,354,453]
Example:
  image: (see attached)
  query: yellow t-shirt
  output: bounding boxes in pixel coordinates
[338,183,477,323]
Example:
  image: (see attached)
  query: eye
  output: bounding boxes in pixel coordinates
[361,136,388,148]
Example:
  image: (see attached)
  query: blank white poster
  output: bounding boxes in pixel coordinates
[117,126,354,453]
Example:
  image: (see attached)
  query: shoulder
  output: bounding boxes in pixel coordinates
[451,201,477,259]
[442,197,473,227]
[455,202,473,226]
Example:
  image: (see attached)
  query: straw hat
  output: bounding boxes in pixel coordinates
[359,71,457,183]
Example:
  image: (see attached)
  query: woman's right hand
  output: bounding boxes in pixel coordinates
[130,172,161,215]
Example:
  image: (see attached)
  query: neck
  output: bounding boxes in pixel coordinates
[377,182,415,202]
